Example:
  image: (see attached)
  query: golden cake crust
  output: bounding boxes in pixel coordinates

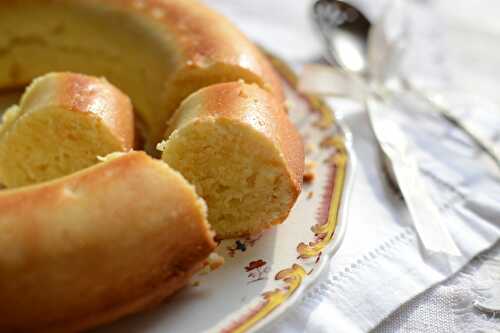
[0,0,284,149]
[163,82,304,238]
[167,81,304,195]
[0,151,216,332]
[0,0,304,330]
[113,0,285,101]
[21,72,134,149]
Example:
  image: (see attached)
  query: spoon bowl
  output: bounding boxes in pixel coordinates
[313,0,371,74]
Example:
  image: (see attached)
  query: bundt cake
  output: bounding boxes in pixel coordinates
[0,0,284,151]
[159,82,304,239]
[0,0,305,331]
[0,72,134,188]
[0,151,216,332]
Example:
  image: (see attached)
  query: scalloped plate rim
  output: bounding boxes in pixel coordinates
[245,120,356,333]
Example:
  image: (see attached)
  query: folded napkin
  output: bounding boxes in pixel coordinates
[203,0,500,332]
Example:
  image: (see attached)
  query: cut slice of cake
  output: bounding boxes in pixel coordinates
[159,82,304,239]
[0,72,134,188]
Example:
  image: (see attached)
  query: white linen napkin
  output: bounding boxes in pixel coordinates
[203,1,500,332]
[374,246,500,332]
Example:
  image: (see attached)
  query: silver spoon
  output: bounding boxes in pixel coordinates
[313,0,500,169]
[313,0,500,314]
[314,0,370,75]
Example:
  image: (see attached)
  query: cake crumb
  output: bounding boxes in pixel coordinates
[97,151,128,162]
[238,88,248,98]
[192,281,200,287]
[199,253,225,275]
[156,140,167,152]
[307,191,314,199]
[303,172,315,183]
[303,160,317,184]
[207,253,224,270]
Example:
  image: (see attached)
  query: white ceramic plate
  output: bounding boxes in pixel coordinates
[91,57,356,333]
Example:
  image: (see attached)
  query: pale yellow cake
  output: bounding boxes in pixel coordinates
[0,0,305,331]
[0,0,284,151]
[159,82,304,239]
[0,72,134,188]
[0,151,216,332]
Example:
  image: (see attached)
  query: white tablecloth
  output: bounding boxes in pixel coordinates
[202,1,500,332]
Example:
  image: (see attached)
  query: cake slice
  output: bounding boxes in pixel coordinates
[159,82,304,239]
[0,72,134,188]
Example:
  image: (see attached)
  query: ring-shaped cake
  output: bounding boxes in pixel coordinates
[0,1,304,331]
